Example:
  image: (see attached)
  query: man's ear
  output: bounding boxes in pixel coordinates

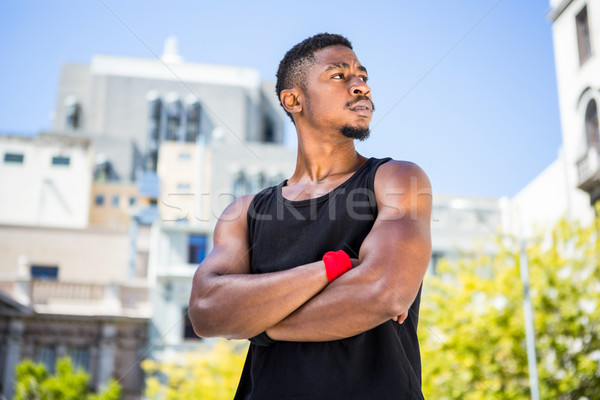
[280,89,302,115]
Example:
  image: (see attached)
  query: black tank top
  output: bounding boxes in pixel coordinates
[235,157,424,400]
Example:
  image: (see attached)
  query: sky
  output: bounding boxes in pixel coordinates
[0,0,562,199]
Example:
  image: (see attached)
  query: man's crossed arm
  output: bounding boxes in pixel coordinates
[188,161,432,342]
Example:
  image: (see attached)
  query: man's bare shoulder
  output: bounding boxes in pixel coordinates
[217,194,256,227]
[372,160,432,219]
[375,159,431,190]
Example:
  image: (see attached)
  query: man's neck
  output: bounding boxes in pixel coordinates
[288,132,366,185]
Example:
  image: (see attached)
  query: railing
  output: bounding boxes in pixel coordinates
[576,148,600,190]
[0,280,150,318]
[31,281,105,304]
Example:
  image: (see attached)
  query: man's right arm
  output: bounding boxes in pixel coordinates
[188,195,331,340]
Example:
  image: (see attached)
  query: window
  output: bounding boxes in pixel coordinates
[586,99,599,149]
[112,195,120,207]
[429,252,443,275]
[4,153,24,164]
[263,115,275,143]
[69,347,90,371]
[95,194,105,206]
[31,265,58,280]
[183,307,201,339]
[232,172,249,199]
[249,172,266,193]
[129,197,136,206]
[186,101,202,143]
[35,346,56,372]
[188,234,207,264]
[177,183,191,193]
[65,96,81,130]
[146,94,162,172]
[51,156,70,166]
[178,152,191,161]
[166,98,182,141]
[576,6,592,64]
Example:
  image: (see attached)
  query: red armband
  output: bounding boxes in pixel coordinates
[323,250,352,282]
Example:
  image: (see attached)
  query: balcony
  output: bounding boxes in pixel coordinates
[576,148,600,203]
[0,280,151,319]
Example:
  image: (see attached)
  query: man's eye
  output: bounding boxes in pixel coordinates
[360,76,368,83]
[333,73,344,79]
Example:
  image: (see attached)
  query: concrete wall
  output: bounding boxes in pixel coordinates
[0,134,92,228]
[0,225,130,284]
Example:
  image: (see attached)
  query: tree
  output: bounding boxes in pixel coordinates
[142,339,247,400]
[13,356,121,400]
[419,216,600,399]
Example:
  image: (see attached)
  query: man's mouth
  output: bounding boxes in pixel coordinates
[346,98,374,116]
[349,100,373,116]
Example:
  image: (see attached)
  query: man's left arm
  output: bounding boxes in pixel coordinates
[266,161,432,342]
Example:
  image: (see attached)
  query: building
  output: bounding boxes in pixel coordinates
[0,224,149,399]
[550,0,600,210]
[47,37,296,365]
[505,0,599,237]
[0,134,93,229]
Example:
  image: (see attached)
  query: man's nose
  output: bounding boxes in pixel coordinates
[349,76,370,96]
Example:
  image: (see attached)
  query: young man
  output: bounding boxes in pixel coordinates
[189,33,432,399]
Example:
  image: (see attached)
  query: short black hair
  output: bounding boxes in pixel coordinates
[275,33,353,121]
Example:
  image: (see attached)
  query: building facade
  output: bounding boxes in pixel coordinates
[0,134,93,229]
[508,0,599,236]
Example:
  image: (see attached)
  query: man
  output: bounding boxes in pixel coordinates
[189,33,432,399]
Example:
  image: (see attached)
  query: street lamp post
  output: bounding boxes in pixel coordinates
[519,238,540,400]
[447,199,540,399]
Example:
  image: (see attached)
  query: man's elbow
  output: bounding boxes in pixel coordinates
[188,299,224,338]
[188,301,209,338]
[188,300,254,340]
[371,279,416,318]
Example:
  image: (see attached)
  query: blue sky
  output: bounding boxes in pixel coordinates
[0,0,561,198]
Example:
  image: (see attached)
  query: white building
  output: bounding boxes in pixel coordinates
[0,134,92,229]
[509,0,599,235]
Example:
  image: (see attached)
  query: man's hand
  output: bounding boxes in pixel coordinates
[392,310,409,324]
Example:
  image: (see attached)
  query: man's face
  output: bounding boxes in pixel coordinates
[301,45,374,140]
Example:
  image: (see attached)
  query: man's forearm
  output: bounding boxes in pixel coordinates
[265,265,409,342]
[190,260,329,340]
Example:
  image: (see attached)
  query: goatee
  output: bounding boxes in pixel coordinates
[341,125,370,141]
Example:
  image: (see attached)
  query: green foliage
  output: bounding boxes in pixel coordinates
[420,217,600,399]
[142,339,248,400]
[13,357,122,400]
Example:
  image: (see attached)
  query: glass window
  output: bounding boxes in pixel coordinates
[232,172,249,199]
[183,307,201,340]
[4,153,24,164]
[35,346,57,372]
[30,265,59,280]
[166,98,182,141]
[188,234,207,264]
[146,95,162,172]
[112,195,120,207]
[576,6,592,64]
[263,115,275,143]
[177,183,191,193]
[51,156,70,166]
[95,194,105,206]
[585,99,599,149]
[129,197,136,206]
[186,101,202,143]
[69,347,90,371]
[65,96,81,130]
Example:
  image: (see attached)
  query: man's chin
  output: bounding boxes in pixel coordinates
[341,125,370,141]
